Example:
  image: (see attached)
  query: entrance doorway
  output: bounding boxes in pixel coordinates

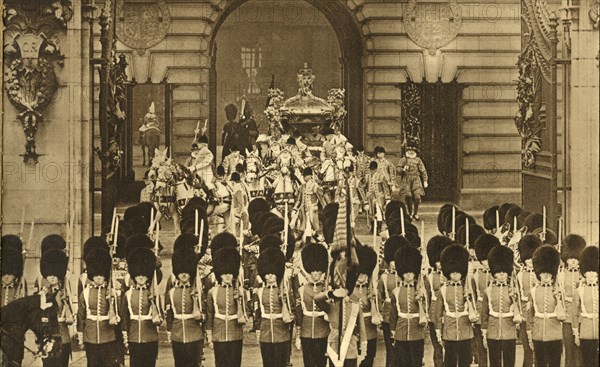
[398,81,464,202]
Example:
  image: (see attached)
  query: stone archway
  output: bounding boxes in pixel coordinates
[205,0,366,153]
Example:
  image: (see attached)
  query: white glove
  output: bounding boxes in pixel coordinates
[527,331,534,351]
[122,331,129,348]
[482,329,488,349]
[206,331,213,349]
[166,331,172,344]
[77,332,84,347]
[424,181,428,188]
[573,328,580,347]
[256,330,261,345]
[295,336,302,350]
[435,329,443,344]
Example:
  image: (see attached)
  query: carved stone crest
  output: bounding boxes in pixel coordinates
[115,0,170,55]
[3,0,72,162]
[403,0,462,54]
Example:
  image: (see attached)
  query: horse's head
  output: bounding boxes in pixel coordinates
[1,294,62,364]
[245,155,262,182]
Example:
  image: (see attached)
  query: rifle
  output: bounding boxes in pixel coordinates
[151,221,163,325]
[510,269,523,325]
[465,270,480,324]
[370,219,382,325]
[400,206,406,237]
[418,220,429,327]
[62,211,76,325]
[237,221,248,324]
[541,206,547,243]
[193,219,204,321]
[18,221,35,298]
[107,213,120,326]
[450,206,456,241]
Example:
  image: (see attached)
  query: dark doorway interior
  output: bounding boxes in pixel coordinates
[398,81,464,202]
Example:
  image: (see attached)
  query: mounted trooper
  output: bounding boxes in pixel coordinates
[138,102,160,145]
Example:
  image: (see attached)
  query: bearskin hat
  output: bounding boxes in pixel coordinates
[302,242,329,273]
[259,234,283,252]
[248,198,270,221]
[258,247,286,282]
[172,248,198,277]
[385,201,404,223]
[482,206,500,231]
[86,248,111,281]
[41,235,66,254]
[262,216,284,236]
[356,245,377,277]
[517,211,532,230]
[83,236,109,263]
[125,234,154,258]
[532,245,560,280]
[181,205,208,226]
[2,234,23,254]
[579,246,599,275]
[198,135,209,144]
[505,206,524,230]
[40,249,68,280]
[427,235,453,268]
[437,204,454,233]
[475,234,500,262]
[115,234,127,259]
[442,209,455,235]
[524,213,545,233]
[225,104,238,121]
[173,233,198,253]
[456,223,485,247]
[251,212,276,237]
[518,234,542,263]
[561,234,586,263]
[405,232,421,248]
[210,232,238,254]
[136,202,155,228]
[488,245,514,276]
[127,247,156,281]
[395,246,422,278]
[1,246,23,278]
[498,203,518,225]
[213,247,240,279]
[384,235,410,264]
[441,244,470,280]
[117,220,135,239]
[531,228,558,246]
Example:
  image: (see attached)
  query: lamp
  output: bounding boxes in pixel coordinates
[82,0,98,22]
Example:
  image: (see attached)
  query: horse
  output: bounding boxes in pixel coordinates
[141,127,161,166]
[245,151,266,199]
[1,294,61,367]
[271,149,300,212]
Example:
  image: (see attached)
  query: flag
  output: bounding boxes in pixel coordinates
[332,180,359,294]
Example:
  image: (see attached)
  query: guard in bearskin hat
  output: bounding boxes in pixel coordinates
[207,246,245,367]
[390,245,426,367]
[351,245,380,367]
[295,242,330,367]
[529,245,563,367]
[1,245,24,308]
[41,234,66,254]
[481,245,519,367]
[166,247,204,367]
[38,249,72,367]
[435,244,474,367]
[558,234,586,367]
[378,235,409,366]
[77,247,120,367]
[79,236,110,295]
[482,206,500,233]
[425,235,453,367]
[471,234,501,367]
[254,247,293,367]
[122,247,159,367]
[516,234,542,367]
[572,245,599,367]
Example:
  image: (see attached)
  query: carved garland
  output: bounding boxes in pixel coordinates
[326,88,347,132]
[264,88,285,132]
[514,41,543,169]
[399,81,422,149]
[3,0,73,162]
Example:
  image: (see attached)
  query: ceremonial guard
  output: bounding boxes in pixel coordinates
[396,146,428,220]
[378,235,404,367]
[138,102,160,146]
[352,245,381,367]
[373,146,396,200]
[472,234,501,367]
[207,247,245,367]
[254,247,294,367]
[295,242,330,367]
[390,246,427,367]
[294,167,323,236]
[222,104,240,161]
[516,235,542,367]
[231,172,250,234]
[425,235,453,367]
[39,248,72,367]
[77,247,120,367]
[528,245,564,367]
[121,247,160,367]
[572,246,599,367]
[1,235,26,308]
[186,135,216,196]
[558,234,585,367]
[365,161,386,234]
[481,245,520,367]
[166,247,204,367]
[434,244,474,367]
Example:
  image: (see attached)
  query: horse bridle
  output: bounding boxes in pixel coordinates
[0,326,46,366]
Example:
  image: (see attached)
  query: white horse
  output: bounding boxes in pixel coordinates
[245,150,266,199]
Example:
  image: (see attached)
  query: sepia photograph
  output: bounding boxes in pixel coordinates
[0,0,598,366]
